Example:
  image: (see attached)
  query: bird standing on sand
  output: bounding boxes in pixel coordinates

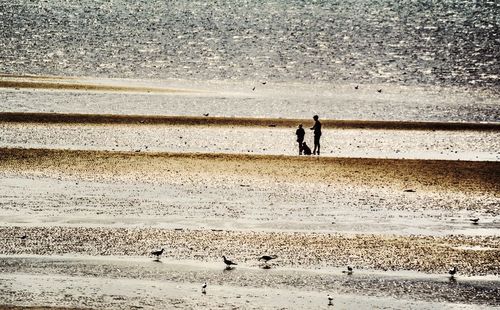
[223,255,237,268]
[202,282,207,294]
[342,266,353,275]
[327,294,333,306]
[377,89,382,93]
[354,85,359,90]
[19,235,27,240]
[449,266,458,277]
[259,255,277,264]
[203,113,209,117]
[151,248,164,260]
[469,218,479,224]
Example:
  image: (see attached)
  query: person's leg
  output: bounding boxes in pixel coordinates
[317,140,320,155]
[298,141,303,155]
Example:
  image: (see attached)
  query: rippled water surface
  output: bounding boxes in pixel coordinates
[1,0,499,89]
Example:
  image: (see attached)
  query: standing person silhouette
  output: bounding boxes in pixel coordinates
[295,124,305,155]
[310,115,322,155]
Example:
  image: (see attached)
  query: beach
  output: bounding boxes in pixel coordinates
[1,0,499,308]
[0,120,499,308]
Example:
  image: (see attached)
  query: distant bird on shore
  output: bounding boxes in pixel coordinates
[19,235,27,240]
[151,248,164,260]
[259,255,277,264]
[327,294,333,306]
[223,255,237,268]
[203,113,209,117]
[354,85,359,90]
[202,282,207,294]
[252,86,256,91]
[469,218,479,224]
[262,81,267,85]
[377,89,382,93]
[342,266,353,275]
[448,266,458,277]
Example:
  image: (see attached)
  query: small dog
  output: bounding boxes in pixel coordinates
[302,142,312,155]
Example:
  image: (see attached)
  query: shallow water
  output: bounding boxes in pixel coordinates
[0,256,498,309]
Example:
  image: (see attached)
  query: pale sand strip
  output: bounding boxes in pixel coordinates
[0,147,498,194]
[0,112,498,130]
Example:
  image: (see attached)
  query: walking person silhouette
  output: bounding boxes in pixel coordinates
[295,124,305,155]
[310,115,322,155]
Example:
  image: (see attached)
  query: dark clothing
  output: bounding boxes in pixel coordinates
[311,120,322,136]
[296,127,305,155]
[314,134,321,144]
[311,119,322,155]
[296,127,305,142]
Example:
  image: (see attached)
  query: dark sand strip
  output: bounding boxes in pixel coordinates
[0,73,77,80]
[0,147,498,194]
[0,307,84,310]
[0,112,499,131]
[0,80,195,94]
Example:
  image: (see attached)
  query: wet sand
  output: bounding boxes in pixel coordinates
[2,0,499,306]
[0,255,498,309]
[0,104,499,309]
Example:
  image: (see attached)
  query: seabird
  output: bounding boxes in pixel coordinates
[203,113,209,117]
[151,248,164,260]
[469,218,479,224]
[19,235,27,240]
[262,82,267,85]
[448,266,458,277]
[354,85,359,89]
[342,266,353,275]
[202,282,207,294]
[327,294,333,306]
[252,86,256,91]
[223,255,237,267]
[258,255,277,264]
[377,89,382,93]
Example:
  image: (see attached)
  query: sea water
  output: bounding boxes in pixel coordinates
[0,0,499,121]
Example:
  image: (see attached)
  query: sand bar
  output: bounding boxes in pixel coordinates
[1,112,499,131]
[1,147,498,194]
